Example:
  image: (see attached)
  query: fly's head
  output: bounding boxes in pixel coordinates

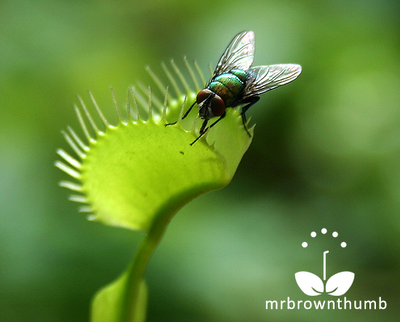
[196,89,225,120]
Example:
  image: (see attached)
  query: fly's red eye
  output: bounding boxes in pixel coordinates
[210,95,225,116]
[196,89,212,104]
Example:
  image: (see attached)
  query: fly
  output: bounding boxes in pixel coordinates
[166,31,302,145]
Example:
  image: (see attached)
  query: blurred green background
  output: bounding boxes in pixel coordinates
[1,0,400,321]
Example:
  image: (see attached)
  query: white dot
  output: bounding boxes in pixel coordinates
[341,242,347,248]
[321,228,327,234]
[311,231,317,238]
[332,231,338,238]
[302,242,308,248]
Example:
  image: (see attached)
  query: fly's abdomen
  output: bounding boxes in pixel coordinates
[208,69,247,107]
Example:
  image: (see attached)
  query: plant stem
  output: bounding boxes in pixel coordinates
[119,211,173,322]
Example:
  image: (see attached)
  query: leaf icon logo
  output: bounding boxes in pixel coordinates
[295,271,355,296]
[295,272,324,296]
[325,271,355,296]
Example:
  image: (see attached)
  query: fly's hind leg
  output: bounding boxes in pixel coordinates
[240,96,259,137]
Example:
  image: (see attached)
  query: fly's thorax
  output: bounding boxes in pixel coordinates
[229,69,247,82]
[208,69,247,107]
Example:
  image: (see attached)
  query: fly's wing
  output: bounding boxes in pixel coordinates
[213,31,255,77]
[243,64,302,98]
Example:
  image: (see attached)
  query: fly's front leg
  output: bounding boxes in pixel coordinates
[240,96,259,137]
[165,100,196,127]
[190,113,226,146]
[190,119,209,145]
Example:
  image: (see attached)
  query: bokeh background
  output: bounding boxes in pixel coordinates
[1,0,400,321]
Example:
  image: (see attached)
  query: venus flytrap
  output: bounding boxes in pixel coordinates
[55,59,253,322]
[56,30,302,322]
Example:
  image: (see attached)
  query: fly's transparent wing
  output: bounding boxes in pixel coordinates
[213,31,255,77]
[243,64,302,98]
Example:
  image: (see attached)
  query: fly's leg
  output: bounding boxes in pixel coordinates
[165,100,196,127]
[190,113,226,146]
[190,119,209,145]
[240,96,259,137]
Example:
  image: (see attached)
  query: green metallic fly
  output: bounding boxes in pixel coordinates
[167,30,302,145]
